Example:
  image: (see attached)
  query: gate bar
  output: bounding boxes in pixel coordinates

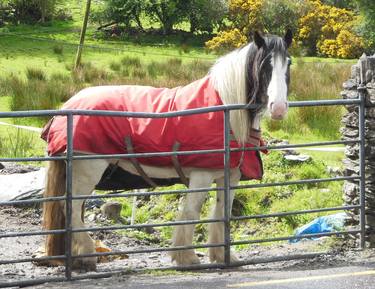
[358,84,367,249]
[223,109,231,265]
[65,113,74,280]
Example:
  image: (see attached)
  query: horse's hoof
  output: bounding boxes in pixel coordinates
[209,248,240,264]
[170,250,201,266]
[72,258,97,272]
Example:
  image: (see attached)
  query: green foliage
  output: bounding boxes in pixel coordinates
[322,0,356,8]
[52,44,63,55]
[299,0,364,58]
[121,55,141,68]
[355,0,375,50]
[91,0,226,35]
[4,0,60,24]
[206,0,304,52]
[0,128,35,158]
[91,0,148,32]
[181,0,227,33]
[230,149,343,244]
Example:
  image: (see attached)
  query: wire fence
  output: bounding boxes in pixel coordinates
[0,96,366,288]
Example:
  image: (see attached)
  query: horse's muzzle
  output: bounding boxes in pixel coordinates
[269,101,288,120]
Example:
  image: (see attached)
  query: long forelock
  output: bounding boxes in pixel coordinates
[266,36,289,64]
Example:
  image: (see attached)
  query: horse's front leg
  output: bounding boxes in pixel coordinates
[170,171,214,265]
[208,169,241,263]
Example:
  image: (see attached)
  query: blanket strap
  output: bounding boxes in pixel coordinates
[171,142,189,187]
[125,136,157,188]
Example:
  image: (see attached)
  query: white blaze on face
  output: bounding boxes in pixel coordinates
[267,53,289,120]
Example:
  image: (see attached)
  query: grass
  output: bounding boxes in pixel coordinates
[106,149,344,249]
[0,125,45,159]
[264,60,352,141]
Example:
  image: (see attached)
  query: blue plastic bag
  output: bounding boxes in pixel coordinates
[290,212,347,243]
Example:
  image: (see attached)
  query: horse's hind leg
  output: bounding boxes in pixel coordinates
[208,169,241,264]
[171,171,213,265]
[65,159,109,271]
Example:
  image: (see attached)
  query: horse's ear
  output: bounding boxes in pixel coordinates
[284,29,293,48]
[254,31,265,49]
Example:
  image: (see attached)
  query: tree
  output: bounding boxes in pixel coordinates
[91,0,148,32]
[206,0,304,52]
[299,0,364,58]
[5,0,59,24]
[91,0,226,35]
[183,0,227,33]
[147,0,182,35]
[355,0,375,50]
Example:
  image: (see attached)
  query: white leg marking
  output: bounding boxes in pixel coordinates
[171,170,214,265]
[62,159,109,270]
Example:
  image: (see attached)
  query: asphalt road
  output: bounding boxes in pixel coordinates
[31,263,375,289]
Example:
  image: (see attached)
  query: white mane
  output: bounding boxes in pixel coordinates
[210,44,252,144]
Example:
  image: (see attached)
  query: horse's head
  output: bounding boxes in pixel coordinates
[247,30,292,120]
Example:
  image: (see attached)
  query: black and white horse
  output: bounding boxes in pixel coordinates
[42,31,292,270]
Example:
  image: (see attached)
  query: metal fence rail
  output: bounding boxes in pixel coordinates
[0,97,366,288]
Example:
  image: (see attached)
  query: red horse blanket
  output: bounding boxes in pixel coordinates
[42,76,264,179]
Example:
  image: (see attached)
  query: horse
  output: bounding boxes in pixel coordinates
[41,31,292,271]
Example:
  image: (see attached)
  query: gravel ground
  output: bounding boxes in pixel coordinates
[1,163,374,288]
[1,205,374,288]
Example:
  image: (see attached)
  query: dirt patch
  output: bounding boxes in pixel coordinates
[0,162,40,175]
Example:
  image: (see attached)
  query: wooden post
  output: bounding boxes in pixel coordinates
[74,0,91,70]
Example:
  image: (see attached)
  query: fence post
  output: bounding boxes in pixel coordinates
[342,53,375,247]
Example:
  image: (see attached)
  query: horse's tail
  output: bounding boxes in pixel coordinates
[43,160,66,257]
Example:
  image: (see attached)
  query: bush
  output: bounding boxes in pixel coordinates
[52,45,64,55]
[298,0,364,58]
[6,0,59,24]
[206,0,304,52]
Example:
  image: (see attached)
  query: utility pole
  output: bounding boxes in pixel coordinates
[74,0,91,70]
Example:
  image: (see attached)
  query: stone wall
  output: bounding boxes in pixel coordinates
[342,54,375,246]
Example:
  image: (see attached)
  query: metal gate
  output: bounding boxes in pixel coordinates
[0,93,365,288]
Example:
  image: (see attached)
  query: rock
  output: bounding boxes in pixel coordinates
[87,213,97,222]
[0,168,45,203]
[143,226,156,235]
[0,163,3,170]
[85,198,105,209]
[100,202,122,221]
[284,154,311,162]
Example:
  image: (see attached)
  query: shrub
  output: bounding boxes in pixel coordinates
[206,0,304,52]
[299,0,364,58]
[52,45,64,55]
